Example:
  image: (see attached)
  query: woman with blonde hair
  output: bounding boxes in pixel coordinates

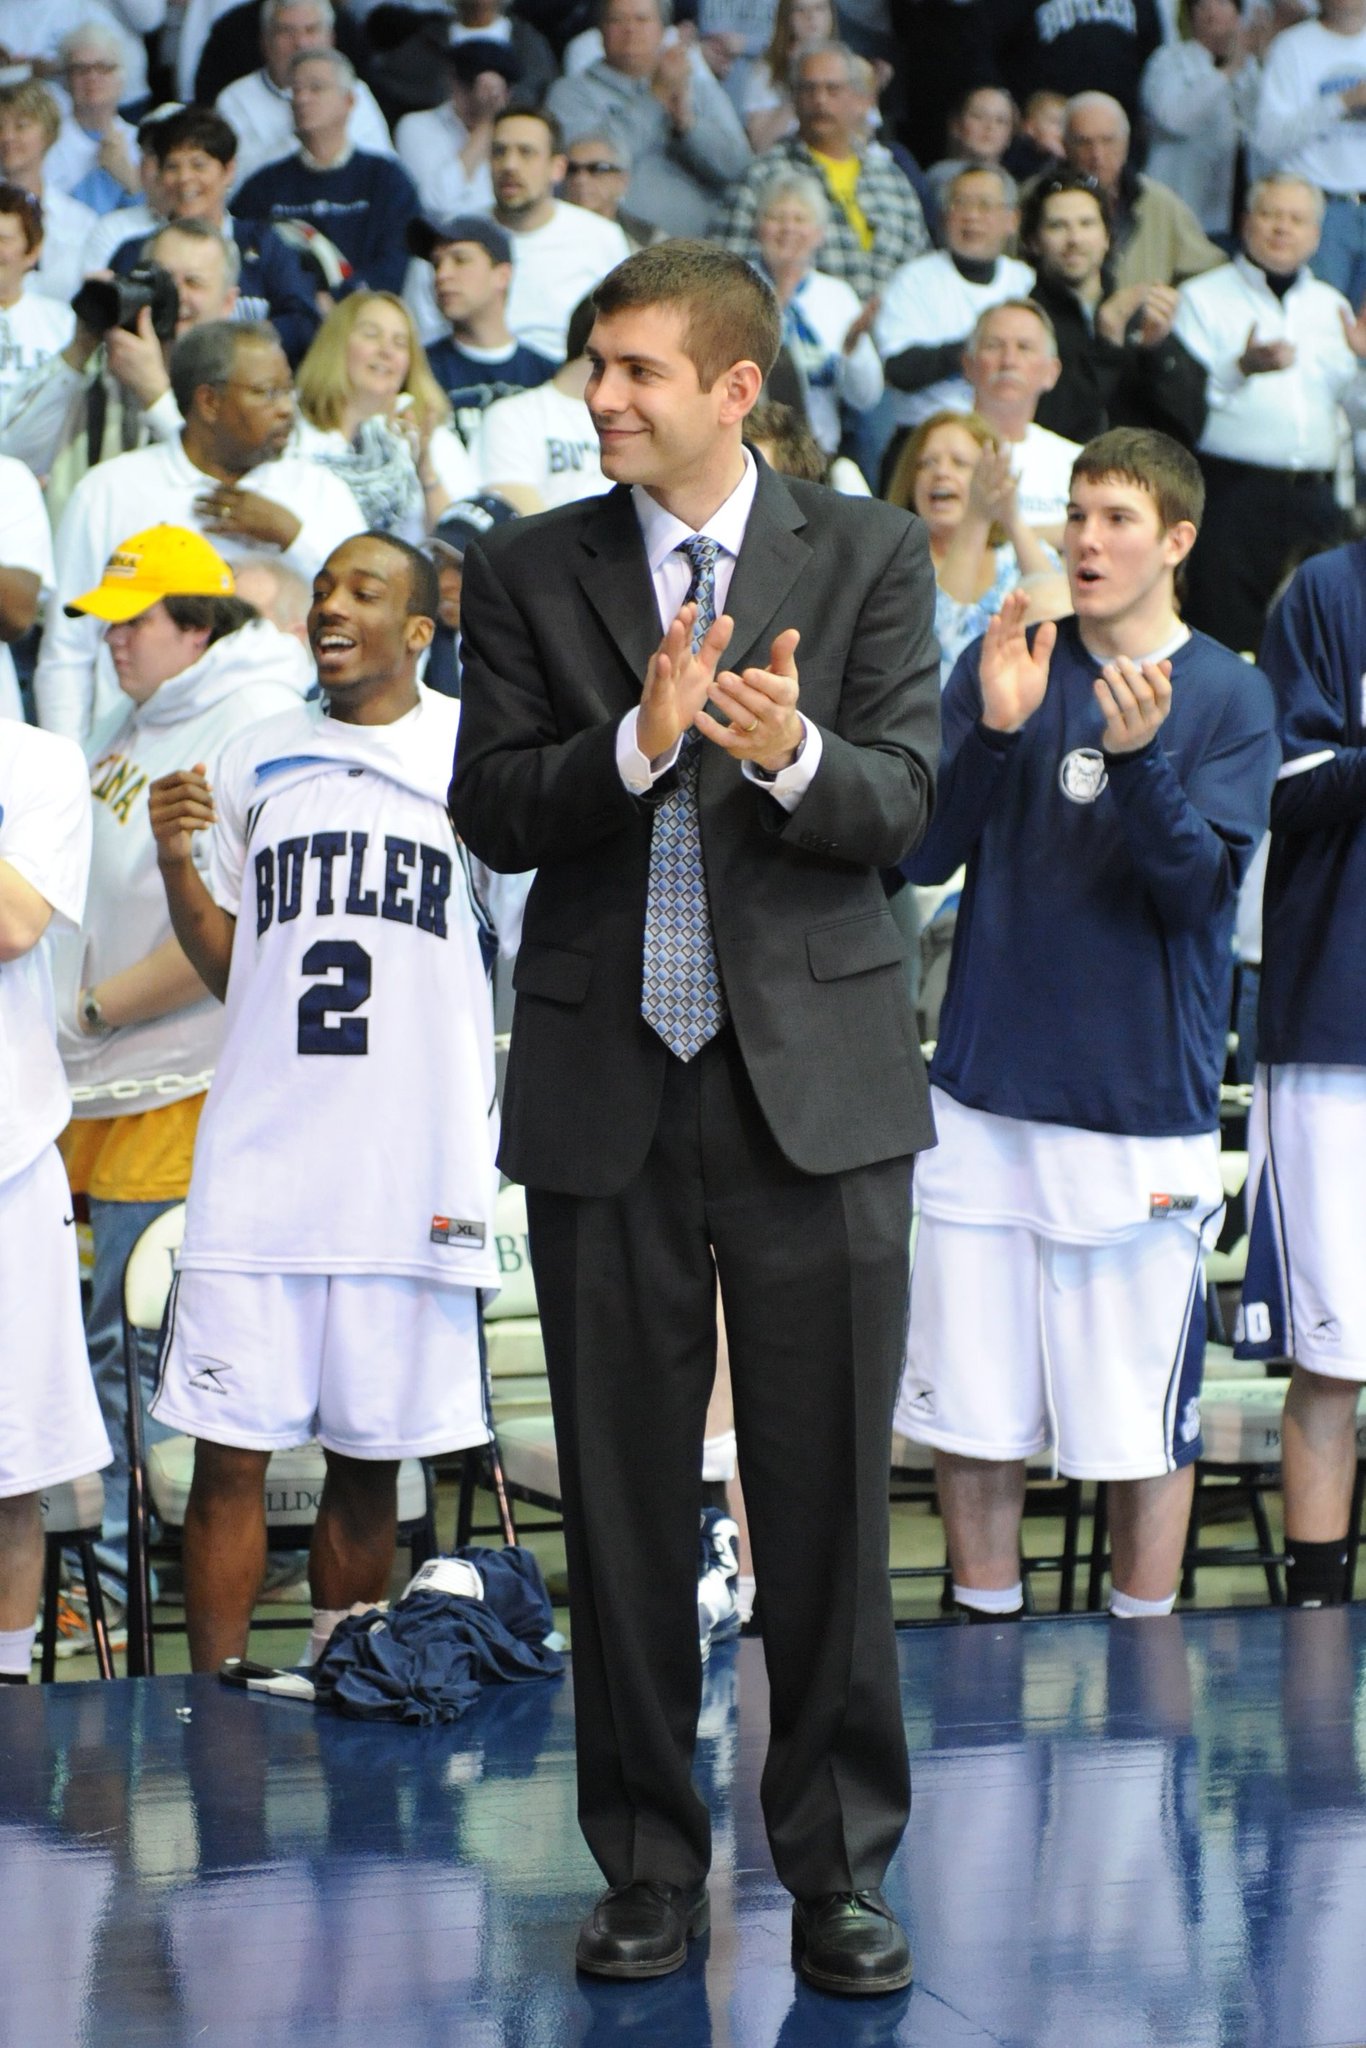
[293,291,477,540]
[888,408,1069,682]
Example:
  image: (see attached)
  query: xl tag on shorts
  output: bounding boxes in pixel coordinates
[431,1214,486,1247]
[1149,1193,1197,1220]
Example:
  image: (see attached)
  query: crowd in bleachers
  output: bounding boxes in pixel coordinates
[5,0,1366,1692]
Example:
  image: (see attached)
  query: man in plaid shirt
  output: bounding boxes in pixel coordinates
[716,42,931,302]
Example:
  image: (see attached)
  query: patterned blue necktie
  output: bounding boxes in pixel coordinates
[640,534,728,1061]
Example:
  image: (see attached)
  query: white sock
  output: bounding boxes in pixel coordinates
[0,1623,37,1675]
[953,1580,1024,1615]
[1109,1589,1176,1619]
[735,1573,756,1625]
[308,1606,352,1667]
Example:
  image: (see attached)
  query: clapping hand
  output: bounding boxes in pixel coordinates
[979,588,1055,733]
[638,603,735,761]
[966,443,1018,528]
[700,627,803,773]
[1240,324,1296,375]
[1342,302,1366,358]
[1094,656,1172,753]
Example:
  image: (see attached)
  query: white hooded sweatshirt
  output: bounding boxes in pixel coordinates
[54,616,312,1115]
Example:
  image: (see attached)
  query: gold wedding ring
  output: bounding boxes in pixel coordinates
[744,718,759,734]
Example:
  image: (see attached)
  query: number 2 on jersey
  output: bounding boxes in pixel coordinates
[298,940,372,1054]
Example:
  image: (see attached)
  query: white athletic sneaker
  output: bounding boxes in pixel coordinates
[697,1509,741,1664]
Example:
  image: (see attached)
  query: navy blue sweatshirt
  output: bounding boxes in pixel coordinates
[1258,541,1366,1065]
[112,213,321,365]
[903,616,1279,1135]
[235,150,420,297]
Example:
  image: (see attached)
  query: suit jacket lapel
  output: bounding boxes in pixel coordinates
[722,462,810,674]
[576,486,659,712]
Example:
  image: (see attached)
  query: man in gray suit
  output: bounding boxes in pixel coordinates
[451,240,939,1996]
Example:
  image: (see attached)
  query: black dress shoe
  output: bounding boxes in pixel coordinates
[790,1889,913,1996]
[575,1880,710,1979]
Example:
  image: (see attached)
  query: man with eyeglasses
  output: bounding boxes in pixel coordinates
[44,23,139,217]
[718,41,929,302]
[875,165,1034,435]
[562,133,660,251]
[35,320,365,742]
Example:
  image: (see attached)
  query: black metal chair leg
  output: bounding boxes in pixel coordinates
[1059,1477,1082,1614]
[1347,1462,1366,1600]
[1180,1466,1203,1602]
[1087,1482,1109,1612]
[76,1542,115,1680]
[39,1537,62,1685]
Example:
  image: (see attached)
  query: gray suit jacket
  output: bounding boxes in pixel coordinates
[451,460,941,1197]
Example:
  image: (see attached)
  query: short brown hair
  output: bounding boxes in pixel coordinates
[1070,427,1205,532]
[0,181,42,251]
[592,240,781,388]
[744,400,826,482]
[162,594,260,643]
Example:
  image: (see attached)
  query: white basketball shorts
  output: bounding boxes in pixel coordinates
[896,1212,1218,1479]
[1237,1064,1366,1383]
[0,1145,112,1497]
[151,1269,489,1458]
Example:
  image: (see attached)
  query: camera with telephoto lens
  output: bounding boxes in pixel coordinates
[71,260,180,343]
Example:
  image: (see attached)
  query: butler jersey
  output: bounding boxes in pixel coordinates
[177,688,500,1289]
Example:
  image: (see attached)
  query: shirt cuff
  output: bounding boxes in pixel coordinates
[617,707,682,792]
[741,717,821,812]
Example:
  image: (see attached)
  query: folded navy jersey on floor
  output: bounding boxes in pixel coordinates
[313,1547,563,1724]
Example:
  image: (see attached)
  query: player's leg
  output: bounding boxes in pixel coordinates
[309,1451,400,1620]
[1281,1366,1360,1605]
[933,1453,1030,1605]
[182,1440,273,1669]
[898,1215,1048,1616]
[0,1493,43,1682]
[1107,1467,1197,1605]
[152,1270,325,1669]
[1046,1220,1213,1615]
[0,1145,112,1678]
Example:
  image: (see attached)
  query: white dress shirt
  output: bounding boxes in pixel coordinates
[1174,252,1366,468]
[616,448,821,813]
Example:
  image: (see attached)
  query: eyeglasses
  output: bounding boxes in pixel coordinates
[218,380,295,404]
[565,160,624,177]
[67,60,120,75]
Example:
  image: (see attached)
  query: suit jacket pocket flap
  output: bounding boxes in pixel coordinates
[512,944,594,1004]
[806,912,903,982]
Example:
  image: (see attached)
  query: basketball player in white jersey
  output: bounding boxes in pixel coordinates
[0,719,111,1684]
[147,531,500,1673]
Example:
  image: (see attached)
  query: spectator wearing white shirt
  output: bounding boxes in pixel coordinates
[876,165,1034,435]
[0,185,76,403]
[752,168,883,456]
[217,0,395,193]
[394,37,518,219]
[44,25,141,220]
[1175,172,1366,652]
[474,293,609,510]
[408,106,631,359]
[962,297,1082,541]
[0,0,150,99]
[36,320,366,742]
[0,81,99,305]
[1141,0,1265,242]
[1254,0,1366,304]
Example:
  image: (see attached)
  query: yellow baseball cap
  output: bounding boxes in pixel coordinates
[65,524,236,622]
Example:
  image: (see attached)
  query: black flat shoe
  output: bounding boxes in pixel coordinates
[790,1889,913,1996]
[575,1880,710,1979]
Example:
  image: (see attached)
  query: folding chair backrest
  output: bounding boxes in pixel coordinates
[486,1181,539,1322]
[123,1203,186,1333]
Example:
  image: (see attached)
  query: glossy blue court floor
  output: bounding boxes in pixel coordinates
[2,1607,1365,2048]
